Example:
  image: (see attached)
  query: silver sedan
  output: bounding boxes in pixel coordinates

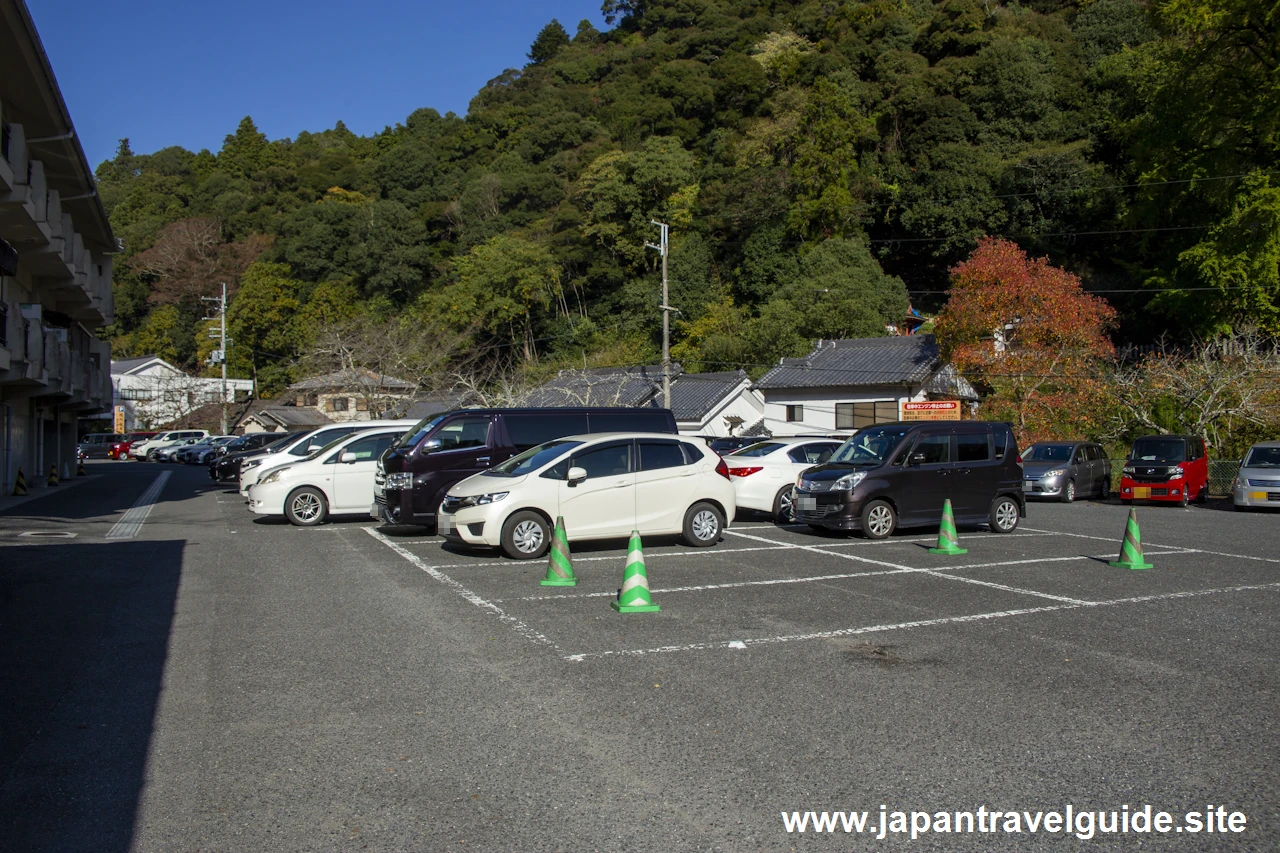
[1233,441,1280,511]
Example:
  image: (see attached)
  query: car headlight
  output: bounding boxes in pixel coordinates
[456,492,509,508]
[1122,465,1135,475]
[386,472,414,489]
[1168,466,1185,480]
[259,467,290,485]
[832,472,866,491]
[1043,468,1066,478]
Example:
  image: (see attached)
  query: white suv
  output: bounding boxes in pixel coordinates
[238,420,419,495]
[131,430,210,461]
[438,432,736,559]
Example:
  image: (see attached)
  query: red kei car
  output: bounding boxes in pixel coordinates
[109,431,160,460]
[1120,434,1209,506]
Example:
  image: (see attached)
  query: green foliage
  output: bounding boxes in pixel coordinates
[227,262,307,395]
[95,0,1280,391]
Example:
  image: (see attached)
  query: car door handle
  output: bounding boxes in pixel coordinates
[959,468,972,475]
[476,457,490,463]
[615,481,630,488]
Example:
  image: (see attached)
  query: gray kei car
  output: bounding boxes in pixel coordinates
[1233,441,1280,511]
[1021,441,1111,502]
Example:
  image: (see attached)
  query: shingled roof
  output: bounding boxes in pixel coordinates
[289,369,416,392]
[755,335,944,390]
[665,370,752,421]
[521,364,677,409]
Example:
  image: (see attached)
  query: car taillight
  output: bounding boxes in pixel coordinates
[727,466,763,477]
[1016,454,1023,464]
[715,458,731,480]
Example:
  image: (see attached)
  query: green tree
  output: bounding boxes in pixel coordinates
[529,19,571,64]
[227,262,306,395]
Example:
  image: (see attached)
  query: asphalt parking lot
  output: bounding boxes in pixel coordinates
[4,465,1278,851]
[366,499,1280,667]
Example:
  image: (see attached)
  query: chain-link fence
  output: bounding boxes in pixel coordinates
[1208,460,1241,497]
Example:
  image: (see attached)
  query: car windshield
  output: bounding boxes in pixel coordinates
[729,442,785,458]
[265,435,296,451]
[395,414,448,450]
[487,439,584,477]
[1024,443,1075,462]
[1131,438,1187,463]
[1243,446,1280,467]
[831,425,912,465]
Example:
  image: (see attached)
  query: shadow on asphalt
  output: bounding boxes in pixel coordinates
[0,539,184,853]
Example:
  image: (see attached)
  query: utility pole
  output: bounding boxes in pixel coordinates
[645,220,673,409]
[202,283,230,434]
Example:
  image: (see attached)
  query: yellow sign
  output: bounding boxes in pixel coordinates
[114,405,126,433]
[901,401,960,421]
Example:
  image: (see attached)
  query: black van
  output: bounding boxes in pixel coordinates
[793,421,1025,538]
[373,407,679,527]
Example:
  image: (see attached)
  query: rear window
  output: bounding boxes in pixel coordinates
[638,440,687,471]
[730,442,786,458]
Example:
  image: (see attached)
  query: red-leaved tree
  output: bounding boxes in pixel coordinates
[935,238,1117,444]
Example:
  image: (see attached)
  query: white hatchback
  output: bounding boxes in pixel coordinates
[239,419,419,495]
[247,428,407,525]
[438,432,737,559]
[724,437,844,521]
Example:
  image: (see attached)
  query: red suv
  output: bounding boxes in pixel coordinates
[1120,434,1209,506]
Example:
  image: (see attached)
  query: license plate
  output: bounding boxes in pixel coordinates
[439,514,454,533]
[798,496,817,511]
[1251,491,1267,500]
[370,503,380,519]
[1134,487,1151,498]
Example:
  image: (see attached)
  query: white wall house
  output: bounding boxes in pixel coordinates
[111,356,254,430]
[753,336,978,437]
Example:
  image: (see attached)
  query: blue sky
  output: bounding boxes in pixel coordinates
[28,0,608,169]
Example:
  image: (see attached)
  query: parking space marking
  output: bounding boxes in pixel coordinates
[364,528,561,651]
[105,472,171,541]
[725,528,918,570]
[562,581,1280,661]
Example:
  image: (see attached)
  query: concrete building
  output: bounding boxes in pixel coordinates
[1,0,116,491]
[110,356,254,430]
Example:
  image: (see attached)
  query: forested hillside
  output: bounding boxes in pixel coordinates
[96,0,1278,396]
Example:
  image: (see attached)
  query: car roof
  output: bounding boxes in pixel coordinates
[1247,440,1280,449]
[1135,434,1197,441]
[555,431,696,442]
[733,436,840,447]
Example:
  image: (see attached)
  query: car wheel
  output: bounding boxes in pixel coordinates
[860,499,897,540]
[1060,479,1076,503]
[1179,489,1189,507]
[501,510,551,560]
[772,486,796,523]
[1196,484,1208,504]
[1099,478,1110,500]
[989,495,1020,533]
[284,487,328,526]
[683,502,724,547]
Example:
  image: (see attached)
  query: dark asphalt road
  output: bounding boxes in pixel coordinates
[2,461,1277,852]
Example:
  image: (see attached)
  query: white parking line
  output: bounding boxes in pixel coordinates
[364,527,560,650]
[562,581,1280,660]
[104,472,171,541]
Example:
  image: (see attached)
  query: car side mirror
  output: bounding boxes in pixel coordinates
[339,451,358,464]
[909,452,926,466]
[421,438,442,453]
[567,466,588,486]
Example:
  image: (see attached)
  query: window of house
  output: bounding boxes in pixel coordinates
[785,404,803,422]
[835,401,899,430]
[331,396,349,412]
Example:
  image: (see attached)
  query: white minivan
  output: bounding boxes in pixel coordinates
[238,419,418,495]
[438,432,737,559]
[247,428,407,525]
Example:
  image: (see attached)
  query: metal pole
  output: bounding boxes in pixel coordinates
[645,221,672,410]
[220,282,228,435]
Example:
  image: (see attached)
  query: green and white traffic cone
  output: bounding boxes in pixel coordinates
[928,499,968,555]
[1109,507,1154,570]
[540,516,577,587]
[611,531,660,613]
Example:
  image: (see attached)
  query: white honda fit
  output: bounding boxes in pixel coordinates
[438,432,736,559]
